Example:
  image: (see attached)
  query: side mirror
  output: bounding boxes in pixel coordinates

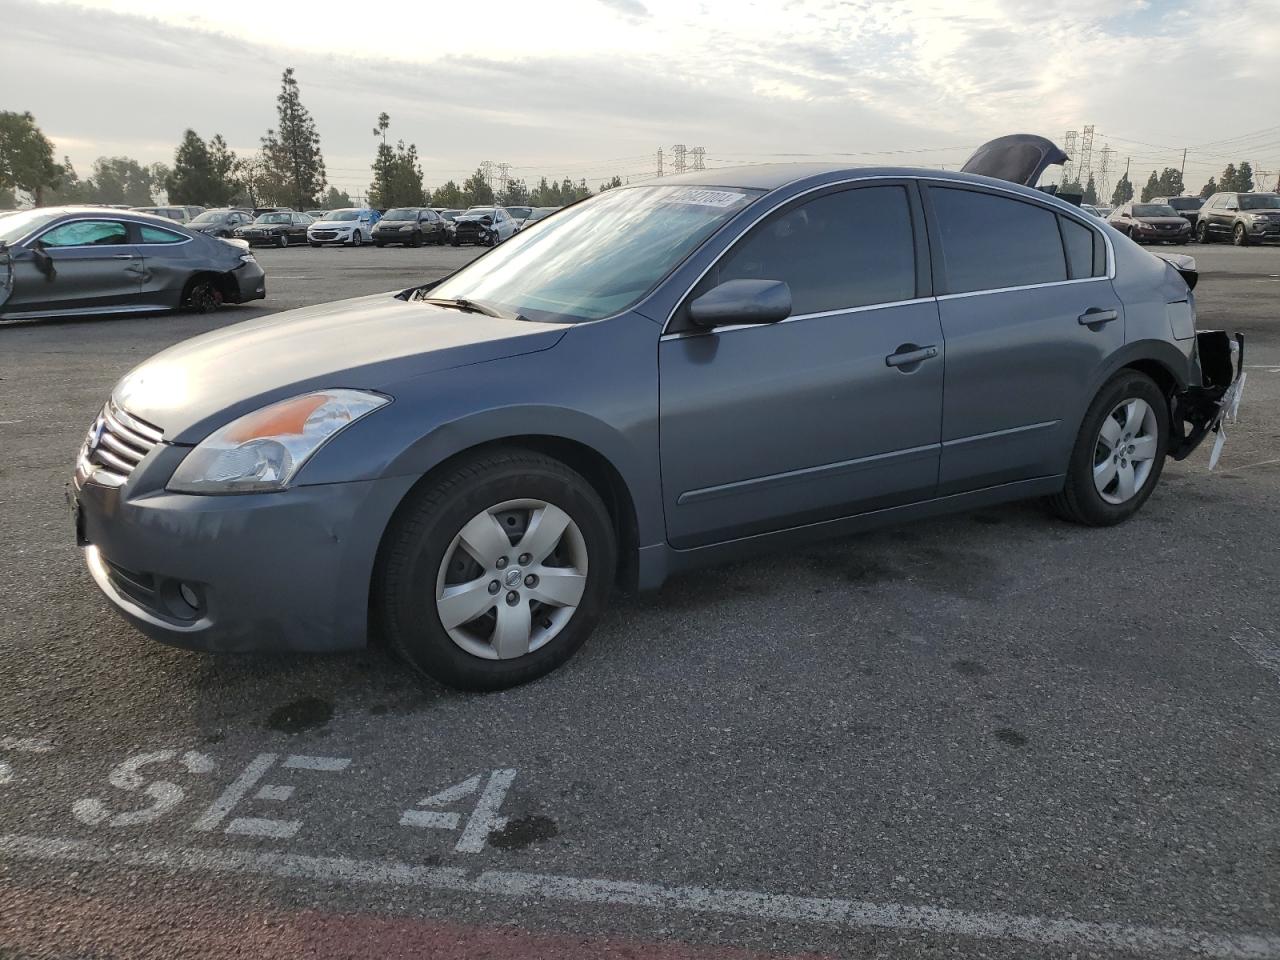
[30,241,56,280]
[688,279,791,329]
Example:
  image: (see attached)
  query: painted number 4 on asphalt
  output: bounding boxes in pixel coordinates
[399,769,517,853]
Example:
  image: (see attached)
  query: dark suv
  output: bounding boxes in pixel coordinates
[1196,192,1280,245]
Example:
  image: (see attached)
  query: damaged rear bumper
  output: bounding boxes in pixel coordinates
[1169,331,1245,461]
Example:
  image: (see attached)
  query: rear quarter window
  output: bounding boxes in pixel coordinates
[929,187,1067,294]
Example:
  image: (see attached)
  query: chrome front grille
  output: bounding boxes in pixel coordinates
[76,401,163,488]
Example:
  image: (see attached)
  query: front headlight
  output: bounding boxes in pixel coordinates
[168,389,389,494]
[399,225,412,231]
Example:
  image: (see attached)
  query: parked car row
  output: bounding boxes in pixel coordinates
[1102,192,1279,245]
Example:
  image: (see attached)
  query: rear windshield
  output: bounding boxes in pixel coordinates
[326,210,361,221]
[256,213,291,224]
[1240,195,1280,210]
[1166,198,1201,210]
[1133,204,1177,217]
[384,208,419,220]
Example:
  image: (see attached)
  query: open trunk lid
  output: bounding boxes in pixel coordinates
[961,135,1070,188]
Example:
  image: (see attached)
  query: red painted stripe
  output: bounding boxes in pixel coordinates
[1,880,834,960]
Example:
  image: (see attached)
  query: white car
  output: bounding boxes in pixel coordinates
[307,208,381,246]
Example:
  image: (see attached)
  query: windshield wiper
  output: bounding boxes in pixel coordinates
[420,297,527,322]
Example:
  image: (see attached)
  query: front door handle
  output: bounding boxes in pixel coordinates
[885,345,938,368]
[112,254,137,260]
[1078,308,1119,326]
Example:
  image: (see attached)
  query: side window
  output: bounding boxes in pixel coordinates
[1059,216,1100,280]
[708,185,917,315]
[930,187,1066,294]
[38,220,129,248]
[139,225,186,244]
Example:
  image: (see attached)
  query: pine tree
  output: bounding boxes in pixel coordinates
[46,156,88,203]
[599,175,623,191]
[323,186,352,208]
[430,181,463,207]
[1156,167,1184,197]
[1199,177,1217,198]
[90,156,155,205]
[499,179,530,205]
[462,167,493,206]
[1111,172,1133,206]
[367,114,426,208]
[1139,170,1160,202]
[1082,175,1097,204]
[206,135,239,206]
[262,68,327,209]
[1219,164,1238,192]
[1236,161,1254,192]
[166,129,216,205]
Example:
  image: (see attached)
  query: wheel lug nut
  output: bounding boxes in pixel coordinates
[488,580,500,594]
[495,557,508,569]
[505,591,520,605]
[518,553,532,565]
[524,574,538,587]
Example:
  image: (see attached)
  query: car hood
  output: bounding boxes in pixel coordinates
[1133,216,1190,226]
[311,219,359,229]
[375,219,415,227]
[240,223,286,231]
[455,214,492,222]
[112,293,568,443]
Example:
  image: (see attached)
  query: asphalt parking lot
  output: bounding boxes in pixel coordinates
[2,243,1278,959]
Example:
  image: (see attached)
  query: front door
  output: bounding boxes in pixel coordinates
[922,183,1125,494]
[7,219,143,315]
[659,182,944,549]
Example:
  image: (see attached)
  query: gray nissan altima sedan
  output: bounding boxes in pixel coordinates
[0,206,265,321]
[69,138,1243,690]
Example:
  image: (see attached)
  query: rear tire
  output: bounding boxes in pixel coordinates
[374,450,617,691]
[1046,370,1169,526]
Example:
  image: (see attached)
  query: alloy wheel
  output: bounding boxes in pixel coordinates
[1093,398,1158,505]
[435,499,588,660]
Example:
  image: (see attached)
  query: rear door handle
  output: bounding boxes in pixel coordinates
[885,345,938,368]
[1078,308,1118,326]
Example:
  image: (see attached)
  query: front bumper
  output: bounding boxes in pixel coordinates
[1170,331,1246,460]
[230,260,266,303]
[235,232,284,246]
[73,471,416,652]
[308,229,355,244]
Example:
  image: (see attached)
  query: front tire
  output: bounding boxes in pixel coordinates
[183,276,223,314]
[351,231,363,247]
[1233,223,1250,246]
[1196,221,1211,243]
[374,450,617,691]
[1047,370,1169,526]
[276,234,288,248]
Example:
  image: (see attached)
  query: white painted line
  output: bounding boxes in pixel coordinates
[0,737,55,752]
[1,833,1277,958]
[455,769,516,854]
[282,755,351,772]
[254,784,294,802]
[192,753,276,832]
[225,817,301,839]
[399,810,461,830]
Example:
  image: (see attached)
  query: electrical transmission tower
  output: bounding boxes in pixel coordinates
[690,146,705,171]
[671,144,687,175]
[496,162,511,198]
[1060,130,1079,185]
[480,160,495,192]
[656,148,664,178]
[1077,125,1095,189]
[1097,145,1113,203]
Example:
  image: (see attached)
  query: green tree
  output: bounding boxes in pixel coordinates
[166,129,216,204]
[89,156,154,205]
[367,114,425,208]
[0,186,14,208]
[1139,170,1160,202]
[1082,174,1097,205]
[45,156,89,204]
[1059,179,1083,197]
[430,180,463,207]
[323,185,352,208]
[206,135,239,206]
[262,68,327,209]
[461,167,493,206]
[1155,167,1184,197]
[599,175,623,191]
[1199,176,1217,198]
[499,178,530,205]
[0,110,62,205]
[1219,163,1238,192]
[1235,160,1254,192]
[1111,172,1133,206]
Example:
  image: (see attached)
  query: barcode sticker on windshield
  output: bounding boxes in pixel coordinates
[666,189,748,207]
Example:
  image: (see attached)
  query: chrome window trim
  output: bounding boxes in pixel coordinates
[660,296,934,341]
[660,174,1115,335]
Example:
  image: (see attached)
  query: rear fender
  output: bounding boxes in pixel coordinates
[0,242,10,309]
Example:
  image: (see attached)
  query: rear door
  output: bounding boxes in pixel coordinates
[135,222,196,307]
[659,181,943,548]
[922,182,1122,495]
[7,219,143,314]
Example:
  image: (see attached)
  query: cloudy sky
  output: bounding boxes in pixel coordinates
[6,0,1280,198]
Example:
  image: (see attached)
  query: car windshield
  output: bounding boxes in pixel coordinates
[428,184,762,323]
[506,207,532,219]
[441,210,462,220]
[327,210,361,221]
[0,209,60,243]
[1240,195,1280,210]
[190,211,225,224]
[384,208,419,220]
[1133,204,1178,217]
[256,213,291,224]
